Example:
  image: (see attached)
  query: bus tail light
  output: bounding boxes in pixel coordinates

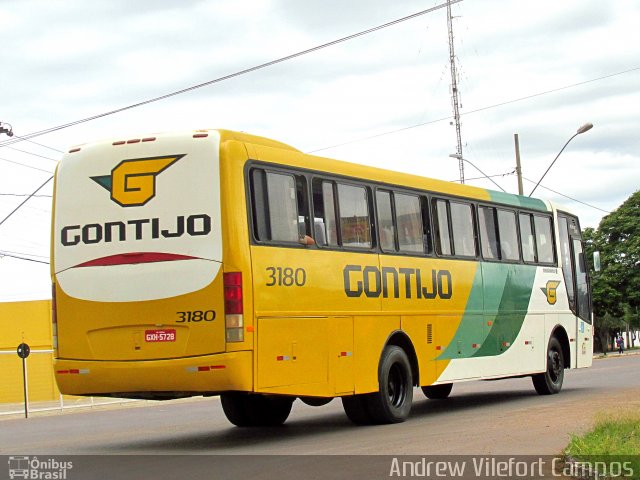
[224,272,244,342]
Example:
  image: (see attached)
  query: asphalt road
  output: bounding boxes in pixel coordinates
[1,355,638,479]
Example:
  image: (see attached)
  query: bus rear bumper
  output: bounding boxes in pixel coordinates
[54,351,253,397]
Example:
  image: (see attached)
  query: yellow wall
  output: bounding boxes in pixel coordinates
[0,300,60,403]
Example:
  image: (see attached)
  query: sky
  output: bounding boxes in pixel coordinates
[0,0,638,301]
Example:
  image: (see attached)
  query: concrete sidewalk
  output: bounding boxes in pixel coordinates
[0,395,208,419]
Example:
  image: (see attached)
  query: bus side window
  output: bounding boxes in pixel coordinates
[497,209,520,261]
[432,199,452,256]
[420,197,433,254]
[558,216,575,310]
[519,213,536,263]
[478,206,499,260]
[312,180,339,247]
[337,183,372,248]
[251,169,305,243]
[376,190,396,251]
[450,201,477,257]
[534,215,555,264]
[395,193,423,253]
[573,238,590,321]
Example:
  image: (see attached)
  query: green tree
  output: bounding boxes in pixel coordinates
[598,190,640,310]
[583,190,640,352]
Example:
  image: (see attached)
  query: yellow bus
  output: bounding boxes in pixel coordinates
[51,129,593,426]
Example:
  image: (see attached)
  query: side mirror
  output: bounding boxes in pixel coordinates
[593,251,601,272]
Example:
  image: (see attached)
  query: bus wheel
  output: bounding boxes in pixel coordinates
[532,336,564,395]
[365,345,413,424]
[220,392,294,427]
[300,396,333,407]
[421,383,453,399]
[341,394,374,425]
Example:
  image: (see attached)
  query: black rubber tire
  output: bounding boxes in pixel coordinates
[341,394,374,425]
[364,345,413,424]
[532,336,565,395]
[221,392,294,427]
[300,396,333,407]
[421,383,453,399]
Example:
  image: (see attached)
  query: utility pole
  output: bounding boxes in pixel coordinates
[514,133,523,195]
[447,0,464,184]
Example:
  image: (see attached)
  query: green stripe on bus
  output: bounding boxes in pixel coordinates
[474,263,537,357]
[437,263,537,360]
[488,191,549,212]
[437,267,484,360]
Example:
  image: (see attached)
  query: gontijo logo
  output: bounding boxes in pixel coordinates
[541,280,562,305]
[91,154,184,207]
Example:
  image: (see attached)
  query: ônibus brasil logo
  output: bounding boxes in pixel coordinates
[91,155,184,207]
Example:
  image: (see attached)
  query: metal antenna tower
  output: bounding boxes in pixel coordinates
[447,0,464,183]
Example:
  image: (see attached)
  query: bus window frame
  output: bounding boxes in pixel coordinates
[375,188,398,253]
[335,180,375,251]
[374,187,429,256]
[449,199,478,259]
[431,196,479,260]
[245,161,559,269]
[477,204,501,262]
[247,164,311,248]
[557,210,592,324]
[518,212,538,264]
[495,207,522,264]
[517,210,557,267]
[532,213,557,266]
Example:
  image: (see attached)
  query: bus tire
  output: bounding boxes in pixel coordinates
[221,392,293,427]
[532,336,564,395]
[341,394,374,425]
[421,383,453,399]
[365,345,413,424]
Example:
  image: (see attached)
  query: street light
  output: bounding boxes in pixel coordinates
[528,122,593,197]
[0,121,13,137]
[449,154,507,192]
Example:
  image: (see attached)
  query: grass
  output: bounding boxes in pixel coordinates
[565,410,640,479]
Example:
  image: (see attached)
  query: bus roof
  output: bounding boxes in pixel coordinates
[222,129,551,213]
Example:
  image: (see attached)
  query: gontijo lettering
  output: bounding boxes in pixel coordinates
[343,265,452,299]
[60,214,211,246]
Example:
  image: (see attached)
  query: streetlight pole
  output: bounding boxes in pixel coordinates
[449,154,506,192]
[528,122,593,197]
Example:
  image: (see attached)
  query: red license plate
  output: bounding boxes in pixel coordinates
[145,329,176,342]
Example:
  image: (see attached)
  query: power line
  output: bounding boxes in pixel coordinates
[450,169,515,183]
[0,156,55,174]
[521,176,610,214]
[0,249,49,260]
[10,134,64,154]
[0,251,49,265]
[0,193,52,198]
[308,66,640,153]
[0,175,54,229]
[4,145,60,162]
[0,0,461,148]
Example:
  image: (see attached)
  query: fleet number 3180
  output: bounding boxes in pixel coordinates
[265,267,306,287]
[176,310,216,322]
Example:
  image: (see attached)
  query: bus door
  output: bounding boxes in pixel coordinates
[558,214,593,368]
